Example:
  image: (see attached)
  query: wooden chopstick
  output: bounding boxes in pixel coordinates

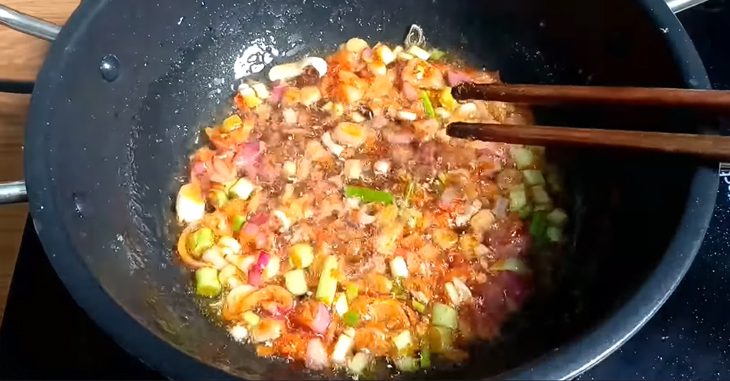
[446,122,730,160]
[452,83,730,110]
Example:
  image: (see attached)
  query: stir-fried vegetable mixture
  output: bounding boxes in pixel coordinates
[175,35,568,378]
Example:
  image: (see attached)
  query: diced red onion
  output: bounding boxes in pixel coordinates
[241,222,259,238]
[309,302,332,334]
[401,82,419,101]
[268,84,288,104]
[447,70,473,86]
[247,251,270,287]
[254,232,269,249]
[233,141,262,170]
[305,338,330,370]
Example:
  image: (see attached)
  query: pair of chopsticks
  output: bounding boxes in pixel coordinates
[445,83,730,160]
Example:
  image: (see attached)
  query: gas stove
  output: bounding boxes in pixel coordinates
[1,4,729,380]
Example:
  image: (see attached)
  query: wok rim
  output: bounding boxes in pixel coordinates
[23,0,717,380]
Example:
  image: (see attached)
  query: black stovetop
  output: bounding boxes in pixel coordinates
[1,4,729,380]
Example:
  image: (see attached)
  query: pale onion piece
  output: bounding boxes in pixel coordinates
[202,247,229,270]
[435,107,451,120]
[251,319,284,343]
[282,161,297,181]
[350,112,366,123]
[411,290,429,304]
[228,254,257,273]
[263,255,281,280]
[218,236,243,256]
[396,110,418,121]
[332,122,368,148]
[334,292,348,316]
[374,44,396,65]
[331,333,354,364]
[341,84,364,104]
[226,284,257,306]
[229,325,249,342]
[455,102,478,119]
[407,45,431,60]
[397,51,415,61]
[238,85,262,108]
[268,56,328,82]
[226,276,243,289]
[251,82,270,99]
[368,61,387,76]
[345,37,369,53]
[321,132,344,157]
[444,282,460,306]
[299,57,328,77]
[392,45,404,55]
[344,159,362,180]
[218,265,239,286]
[345,197,361,210]
[470,209,496,235]
[389,256,409,278]
[348,352,371,375]
[300,86,322,106]
[229,178,255,200]
[374,159,391,175]
[454,200,483,227]
[176,183,205,223]
[273,210,291,232]
[358,212,376,226]
[282,108,298,126]
[475,244,491,257]
[451,277,473,302]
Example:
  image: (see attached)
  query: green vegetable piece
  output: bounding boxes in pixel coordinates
[412,300,427,314]
[428,326,454,354]
[491,257,529,275]
[394,357,419,372]
[315,255,339,305]
[421,91,436,119]
[343,311,360,327]
[195,267,222,297]
[187,227,215,258]
[431,303,458,329]
[547,208,569,227]
[345,283,359,302]
[509,188,528,212]
[404,180,416,206]
[518,204,533,219]
[546,226,564,243]
[345,185,394,205]
[530,212,548,241]
[531,185,552,205]
[522,169,545,186]
[429,49,447,60]
[510,147,535,169]
[232,215,246,233]
[420,346,431,368]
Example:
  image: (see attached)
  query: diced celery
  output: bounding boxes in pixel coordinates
[394,357,419,372]
[530,185,552,205]
[431,303,458,329]
[195,267,222,297]
[288,243,314,268]
[187,227,215,258]
[420,345,431,368]
[522,169,545,186]
[343,310,360,327]
[547,208,569,227]
[242,311,260,327]
[510,147,534,169]
[509,188,528,211]
[345,283,359,302]
[546,226,564,243]
[491,257,529,275]
[393,330,413,353]
[412,300,427,314]
[232,215,246,233]
[428,326,454,354]
[315,255,339,305]
[529,211,548,240]
[430,49,447,60]
[284,269,308,296]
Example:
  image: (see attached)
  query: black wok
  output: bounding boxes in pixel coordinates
[0,0,718,379]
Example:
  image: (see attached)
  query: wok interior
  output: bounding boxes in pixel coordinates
[42,0,706,379]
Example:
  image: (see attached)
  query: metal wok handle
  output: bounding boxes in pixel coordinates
[0,4,60,204]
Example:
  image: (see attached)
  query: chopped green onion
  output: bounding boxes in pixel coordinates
[547,208,569,227]
[428,326,454,354]
[232,215,246,233]
[242,311,260,327]
[187,227,215,258]
[392,278,408,300]
[429,49,447,60]
[510,147,535,169]
[284,269,309,296]
[344,185,394,205]
[431,303,458,329]
[343,310,360,327]
[421,91,436,119]
[530,185,552,205]
[529,211,548,242]
[412,300,427,314]
[394,357,419,372]
[315,255,339,306]
[345,283,359,302]
[420,345,431,368]
[546,226,564,243]
[509,188,528,211]
[522,169,545,186]
[195,267,222,297]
